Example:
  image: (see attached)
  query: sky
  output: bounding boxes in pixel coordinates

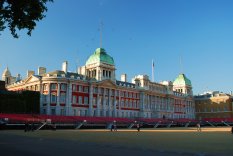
[1,0,233,95]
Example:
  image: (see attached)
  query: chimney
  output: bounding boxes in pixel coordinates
[121,74,127,82]
[27,70,35,77]
[62,61,68,73]
[38,67,46,75]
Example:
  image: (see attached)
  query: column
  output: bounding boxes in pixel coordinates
[96,87,100,116]
[46,83,51,115]
[139,91,145,118]
[108,89,111,117]
[88,83,93,116]
[103,88,106,117]
[113,89,117,117]
[56,83,60,115]
[118,90,122,117]
[66,83,72,116]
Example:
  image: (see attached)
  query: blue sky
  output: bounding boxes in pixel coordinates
[1,0,233,94]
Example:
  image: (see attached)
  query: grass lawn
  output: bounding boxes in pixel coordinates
[1,127,233,156]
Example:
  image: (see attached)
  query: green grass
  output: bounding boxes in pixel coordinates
[3,127,233,155]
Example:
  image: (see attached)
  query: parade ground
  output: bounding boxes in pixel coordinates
[0,127,232,156]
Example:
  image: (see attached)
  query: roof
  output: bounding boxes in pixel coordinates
[173,73,192,87]
[86,48,114,66]
[116,80,136,88]
[2,67,11,77]
[43,70,93,80]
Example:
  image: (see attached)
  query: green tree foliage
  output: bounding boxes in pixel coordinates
[0,91,40,114]
[0,0,53,38]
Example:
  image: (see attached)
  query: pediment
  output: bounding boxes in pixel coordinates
[24,75,40,84]
[97,79,116,88]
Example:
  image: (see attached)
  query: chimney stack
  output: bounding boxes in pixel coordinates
[38,67,46,75]
[121,74,127,82]
[27,70,35,77]
[62,61,68,73]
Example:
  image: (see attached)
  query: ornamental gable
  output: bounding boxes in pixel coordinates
[24,75,40,84]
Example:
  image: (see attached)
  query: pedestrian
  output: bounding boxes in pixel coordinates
[52,123,56,131]
[110,124,114,132]
[31,123,34,132]
[114,123,117,131]
[197,123,201,132]
[136,123,140,132]
[24,122,28,132]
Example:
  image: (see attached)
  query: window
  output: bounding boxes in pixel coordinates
[94,87,98,93]
[125,92,128,97]
[51,109,56,115]
[78,85,83,92]
[61,84,66,91]
[84,86,88,93]
[51,84,57,90]
[72,96,77,104]
[116,90,119,96]
[60,109,65,115]
[105,89,109,95]
[60,93,66,103]
[84,97,88,104]
[43,95,47,103]
[129,92,132,98]
[43,84,48,91]
[79,96,83,104]
[100,88,104,94]
[121,91,124,97]
[51,94,56,103]
[73,85,77,91]
[43,109,46,114]
[93,97,97,105]
[224,106,228,111]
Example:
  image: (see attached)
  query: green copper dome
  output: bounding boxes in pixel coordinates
[173,73,192,87]
[86,48,114,65]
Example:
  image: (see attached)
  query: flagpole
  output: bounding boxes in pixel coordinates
[152,59,154,82]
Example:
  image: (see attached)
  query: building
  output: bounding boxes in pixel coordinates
[3,48,195,119]
[195,91,233,120]
[2,67,21,86]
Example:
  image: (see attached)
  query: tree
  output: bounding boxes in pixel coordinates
[0,0,53,38]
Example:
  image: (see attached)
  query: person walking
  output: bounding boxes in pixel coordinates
[197,123,201,132]
[114,123,117,131]
[110,124,114,132]
[136,123,140,132]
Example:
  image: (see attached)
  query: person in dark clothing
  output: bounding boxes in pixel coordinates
[110,124,114,132]
[24,122,29,132]
[31,123,35,131]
